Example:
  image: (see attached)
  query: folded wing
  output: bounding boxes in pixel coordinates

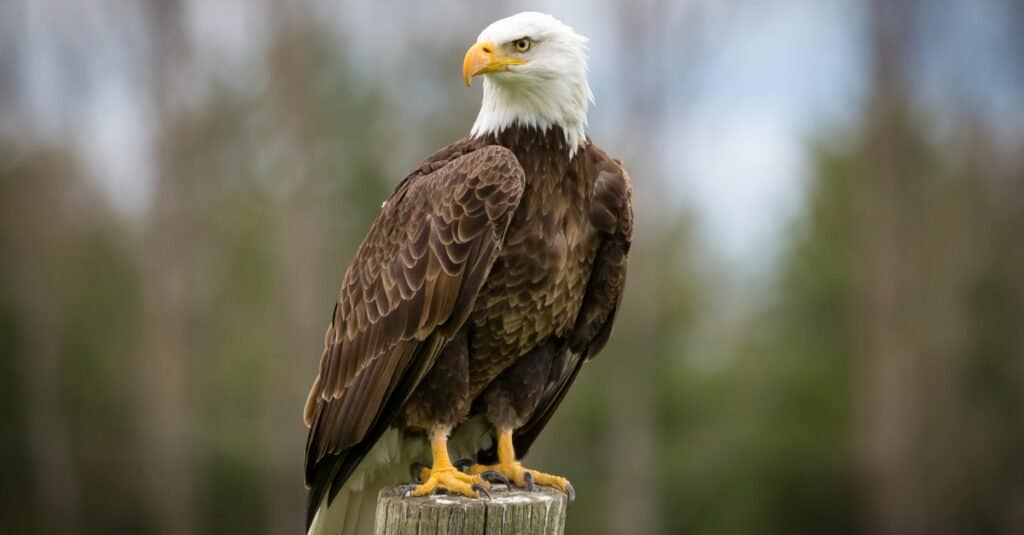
[304,144,525,526]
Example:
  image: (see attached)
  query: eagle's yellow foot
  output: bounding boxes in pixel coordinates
[405,426,490,499]
[467,428,576,501]
[408,466,490,498]
[468,460,574,500]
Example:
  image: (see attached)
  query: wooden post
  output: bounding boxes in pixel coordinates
[375,485,567,535]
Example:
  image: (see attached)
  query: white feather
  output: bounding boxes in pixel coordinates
[470,12,594,157]
[307,418,495,535]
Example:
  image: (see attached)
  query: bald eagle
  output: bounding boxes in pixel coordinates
[304,12,632,534]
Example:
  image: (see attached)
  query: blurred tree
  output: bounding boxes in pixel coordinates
[132,3,402,532]
[136,1,198,532]
[259,2,397,531]
[0,142,84,534]
[0,139,146,533]
[852,2,1024,534]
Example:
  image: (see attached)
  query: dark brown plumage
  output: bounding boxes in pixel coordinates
[303,125,631,529]
[303,144,525,522]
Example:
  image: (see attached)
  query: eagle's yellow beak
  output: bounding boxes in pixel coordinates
[463,41,526,87]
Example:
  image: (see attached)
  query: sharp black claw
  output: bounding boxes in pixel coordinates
[523,471,536,491]
[480,470,510,487]
[399,484,418,498]
[565,482,576,503]
[454,458,474,472]
[472,484,492,500]
[410,462,428,482]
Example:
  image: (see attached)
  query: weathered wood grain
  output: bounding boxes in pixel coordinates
[375,485,567,535]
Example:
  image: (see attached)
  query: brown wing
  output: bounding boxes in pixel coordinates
[304,142,525,525]
[513,149,633,458]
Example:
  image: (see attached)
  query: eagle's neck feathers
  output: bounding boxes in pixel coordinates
[471,75,592,158]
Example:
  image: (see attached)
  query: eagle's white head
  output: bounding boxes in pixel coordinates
[463,12,593,156]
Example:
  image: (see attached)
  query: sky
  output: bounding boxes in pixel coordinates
[660,0,863,266]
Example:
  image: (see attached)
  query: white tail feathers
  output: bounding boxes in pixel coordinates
[307,429,421,535]
[306,421,494,534]
[307,484,382,535]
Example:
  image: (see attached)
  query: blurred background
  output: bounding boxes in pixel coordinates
[1,1,1022,534]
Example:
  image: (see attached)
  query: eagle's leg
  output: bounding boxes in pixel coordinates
[408,425,490,498]
[467,428,575,500]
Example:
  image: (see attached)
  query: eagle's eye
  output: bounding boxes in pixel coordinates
[513,38,532,52]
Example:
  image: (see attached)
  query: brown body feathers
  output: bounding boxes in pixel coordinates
[304,126,632,527]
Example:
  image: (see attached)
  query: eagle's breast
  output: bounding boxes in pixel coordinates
[467,133,600,396]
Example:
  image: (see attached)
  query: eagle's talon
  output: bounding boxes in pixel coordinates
[468,460,573,497]
[523,470,536,491]
[481,470,511,487]
[408,466,489,499]
[525,469,573,498]
[472,483,492,500]
[398,483,418,498]
[410,462,429,482]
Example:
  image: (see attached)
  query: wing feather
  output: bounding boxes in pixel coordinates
[304,142,524,527]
